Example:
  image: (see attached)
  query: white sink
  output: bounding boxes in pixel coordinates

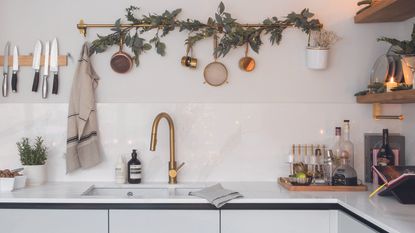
[81,184,205,198]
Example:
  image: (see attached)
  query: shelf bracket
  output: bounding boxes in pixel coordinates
[372,103,404,120]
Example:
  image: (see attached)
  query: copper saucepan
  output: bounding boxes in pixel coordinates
[110,36,133,74]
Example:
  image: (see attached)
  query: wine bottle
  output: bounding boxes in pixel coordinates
[377,129,395,167]
[127,149,142,184]
[342,120,354,168]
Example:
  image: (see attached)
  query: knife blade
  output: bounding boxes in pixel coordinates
[31,40,42,92]
[42,40,50,99]
[50,38,59,95]
[12,46,19,93]
[2,42,10,97]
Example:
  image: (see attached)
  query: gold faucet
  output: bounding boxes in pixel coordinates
[150,112,185,184]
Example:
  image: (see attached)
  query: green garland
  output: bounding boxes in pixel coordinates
[90,2,323,66]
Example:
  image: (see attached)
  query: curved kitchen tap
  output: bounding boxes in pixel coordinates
[150,112,185,184]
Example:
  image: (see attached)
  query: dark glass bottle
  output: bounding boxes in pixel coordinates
[127,149,142,184]
[377,129,395,167]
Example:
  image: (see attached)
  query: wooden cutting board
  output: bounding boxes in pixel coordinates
[278,177,368,192]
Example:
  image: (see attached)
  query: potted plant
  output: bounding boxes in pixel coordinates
[378,24,415,88]
[17,137,48,186]
[306,29,340,70]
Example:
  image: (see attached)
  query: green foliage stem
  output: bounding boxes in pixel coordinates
[89,2,323,66]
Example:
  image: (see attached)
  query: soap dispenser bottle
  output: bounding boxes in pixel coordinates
[127,149,142,184]
[115,154,126,184]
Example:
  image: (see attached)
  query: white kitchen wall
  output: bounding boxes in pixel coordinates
[0,0,412,182]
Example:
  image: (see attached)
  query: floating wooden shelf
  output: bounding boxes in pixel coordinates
[355,0,415,23]
[356,89,415,104]
[0,55,68,67]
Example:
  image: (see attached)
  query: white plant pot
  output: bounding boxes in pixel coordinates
[24,165,47,186]
[306,47,329,70]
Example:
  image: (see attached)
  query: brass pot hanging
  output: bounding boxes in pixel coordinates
[181,43,198,69]
[110,36,133,74]
[239,43,256,72]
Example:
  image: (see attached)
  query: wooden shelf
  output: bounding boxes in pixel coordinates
[356,89,415,104]
[355,0,415,23]
[0,55,68,67]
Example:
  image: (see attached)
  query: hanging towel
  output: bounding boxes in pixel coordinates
[66,43,101,173]
[189,183,243,208]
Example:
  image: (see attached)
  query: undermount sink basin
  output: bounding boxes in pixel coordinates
[81,184,205,198]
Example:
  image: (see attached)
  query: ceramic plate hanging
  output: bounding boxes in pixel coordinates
[203,35,228,86]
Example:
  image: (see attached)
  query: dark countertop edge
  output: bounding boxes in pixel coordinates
[0,202,387,233]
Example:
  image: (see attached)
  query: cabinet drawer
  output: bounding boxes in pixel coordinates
[221,210,331,233]
[0,209,108,233]
[110,210,219,233]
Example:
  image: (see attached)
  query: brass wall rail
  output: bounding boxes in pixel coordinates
[77,19,282,37]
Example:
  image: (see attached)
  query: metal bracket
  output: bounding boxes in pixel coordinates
[372,103,404,120]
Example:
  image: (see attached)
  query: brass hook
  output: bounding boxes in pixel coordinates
[77,19,87,37]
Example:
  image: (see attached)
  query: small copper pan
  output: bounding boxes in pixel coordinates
[110,36,133,74]
[239,43,256,72]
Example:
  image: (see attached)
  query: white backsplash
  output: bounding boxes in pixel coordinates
[0,103,402,183]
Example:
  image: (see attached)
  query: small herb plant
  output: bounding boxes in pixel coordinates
[378,24,415,55]
[17,137,48,166]
[308,29,340,49]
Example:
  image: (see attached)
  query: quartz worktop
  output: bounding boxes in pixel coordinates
[0,182,414,233]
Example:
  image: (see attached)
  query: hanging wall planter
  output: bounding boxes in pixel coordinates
[305,29,340,70]
[306,47,329,70]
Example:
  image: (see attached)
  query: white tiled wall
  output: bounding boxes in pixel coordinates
[0,103,402,182]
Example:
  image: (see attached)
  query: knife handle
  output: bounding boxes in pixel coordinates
[52,73,58,95]
[2,73,8,97]
[32,71,40,92]
[42,75,48,99]
[12,73,17,93]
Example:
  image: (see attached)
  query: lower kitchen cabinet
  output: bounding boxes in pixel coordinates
[0,209,108,233]
[221,210,332,233]
[109,210,220,233]
[338,211,377,233]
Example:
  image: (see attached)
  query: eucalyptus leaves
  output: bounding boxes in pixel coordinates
[90,2,323,67]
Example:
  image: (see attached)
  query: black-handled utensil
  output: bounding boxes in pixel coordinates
[11,72,17,92]
[52,73,58,94]
[32,71,40,92]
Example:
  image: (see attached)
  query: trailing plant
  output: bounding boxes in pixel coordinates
[378,24,415,55]
[308,29,340,49]
[17,137,48,166]
[89,2,323,66]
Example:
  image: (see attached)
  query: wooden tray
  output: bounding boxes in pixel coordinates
[278,177,368,192]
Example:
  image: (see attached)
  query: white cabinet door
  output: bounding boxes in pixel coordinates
[221,210,331,233]
[0,209,108,233]
[110,210,219,233]
[338,211,377,233]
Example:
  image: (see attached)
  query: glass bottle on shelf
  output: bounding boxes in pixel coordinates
[342,120,354,168]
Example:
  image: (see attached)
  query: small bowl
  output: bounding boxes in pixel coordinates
[289,176,313,186]
[14,176,26,190]
[0,177,15,192]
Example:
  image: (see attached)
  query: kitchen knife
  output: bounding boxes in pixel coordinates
[2,42,10,97]
[50,38,59,95]
[31,40,42,92]
[42,40,50,99]
[12,46,19,92]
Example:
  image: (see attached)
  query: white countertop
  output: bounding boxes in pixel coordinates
[1,182,414,233]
